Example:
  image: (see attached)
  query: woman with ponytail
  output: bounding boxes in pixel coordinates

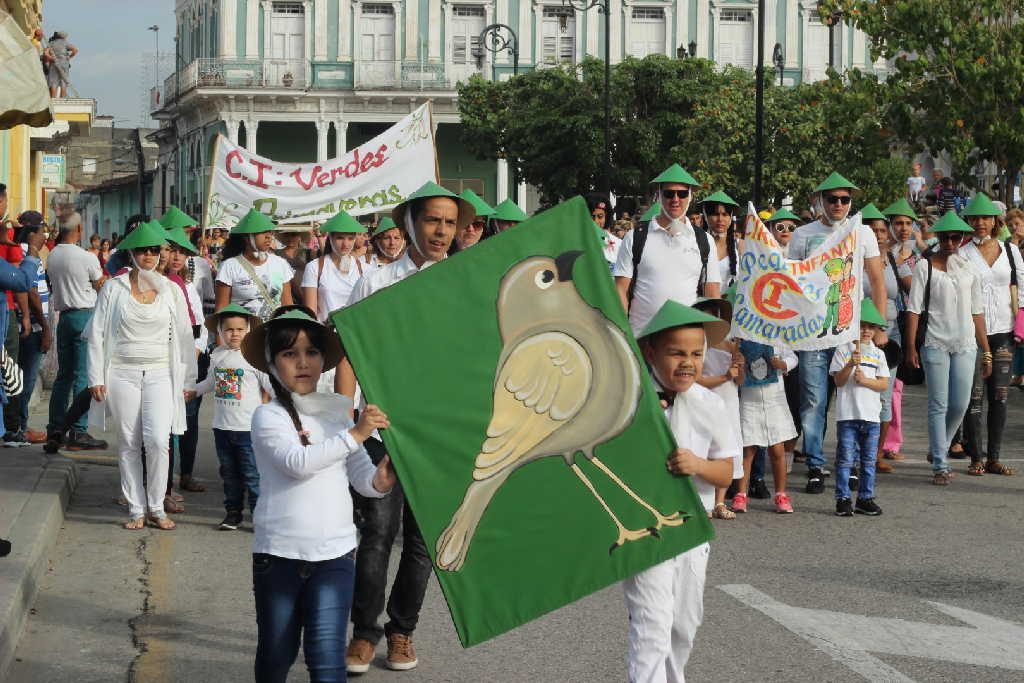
[301,210,367,322]
[242,307,396,682]
[702,191,742,289]
[215,208,294,321]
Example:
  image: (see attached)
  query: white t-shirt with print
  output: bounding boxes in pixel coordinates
[301,255,364,322]
[215,254,294,320]
[829,341,890,423]
[194,346,272,431]
[788,218,881,262]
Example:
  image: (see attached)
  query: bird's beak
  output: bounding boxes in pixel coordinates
[555,250,583,282]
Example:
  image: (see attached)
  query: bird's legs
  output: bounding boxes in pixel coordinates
[591,457,686,531]
[570,464,654,553]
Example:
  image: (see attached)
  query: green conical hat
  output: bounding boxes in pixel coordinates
[640,203,662,221]
[491,199,529,223]
[701,190,738,208]
[390,181,475,230]
[459,188,495,218]
[117,220,168,251]
[639,299,730,348]
[158,205,199,230]
[242,308,343,374]
[882,198,918,220]
[723,282,738,304]
[651,163,700,186]
[814,172,860,193]
[859,203,886,221]
[321,210,367,234]
[860,298,887,328]
[204,302,259,335]
[961,192,1001,217]
[165,225,198,254]
[931,210,971,234]
[376,216,397,231]
[766,208,800,223]
[231,208,277,235]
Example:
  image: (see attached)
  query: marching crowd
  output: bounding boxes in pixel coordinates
[0,163,1020,682]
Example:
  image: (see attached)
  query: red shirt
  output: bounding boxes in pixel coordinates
[0,228,22,310]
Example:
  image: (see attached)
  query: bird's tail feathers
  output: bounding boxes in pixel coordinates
[435,470,513,572]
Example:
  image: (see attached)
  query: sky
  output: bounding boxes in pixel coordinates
[44,0,176,127]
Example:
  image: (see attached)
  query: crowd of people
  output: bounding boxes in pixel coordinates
[0,163,1020,682]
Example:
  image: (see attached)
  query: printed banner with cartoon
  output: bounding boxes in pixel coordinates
[331,198,713,647]
[730,203,863,351]
[204,103,437,228]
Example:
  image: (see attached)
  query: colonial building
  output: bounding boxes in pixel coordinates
[151,0,886,219]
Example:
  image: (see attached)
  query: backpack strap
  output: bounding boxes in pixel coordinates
[627,223,649,307]
[1005,240,1017,288]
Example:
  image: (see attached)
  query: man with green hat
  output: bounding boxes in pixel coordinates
[613,163,719,337]
[625,298,738,682]
[453,189,494,253]
[765,208,800,255]
[490,198,529,234]
[344,180,474,675]
[788,172,888,495]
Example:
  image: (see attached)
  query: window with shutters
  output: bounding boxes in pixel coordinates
[630,7,665,58]
[451,6,486,65]
[542,6,575,64]
[805,10,829,81]
[717,9,754,68]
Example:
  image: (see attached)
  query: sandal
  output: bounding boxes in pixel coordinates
[883,450,905,461]
[967,462,986,476]
[179,476,207,493]
[123,517,145,530]
[932,471,953,486]
[163,495,185,514]
[985,460,1015,476]
[147,516,176,531]
[167,489,185,503]
[712,503,736,520]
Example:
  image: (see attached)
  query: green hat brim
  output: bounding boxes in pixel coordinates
[814,172,860,194]
[702,191,739,208]
[374,217,398,233]
[231,208,277,235]
[639,300,731,348]
[766,208,800,224]
[117,220,169,252]
[321,210,367,234]
[459,188,495,218]
[165,225,198,254]
[931,210,972,234]
[241,309,343,374]
[204,303,259,336]
[961,192,1001,217]
[859,203,887,222]
[651,163,700,187]
[640,203,662,222]
[859,299,887,328]
[882,198,918,221]
[692,296,734,329]
[390,181,476,230]
[158,205,199,231]
[491,199,529,223]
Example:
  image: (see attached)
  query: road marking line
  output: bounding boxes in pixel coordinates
[132,530,175,683]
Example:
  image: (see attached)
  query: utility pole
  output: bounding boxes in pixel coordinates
[134,128,146,215]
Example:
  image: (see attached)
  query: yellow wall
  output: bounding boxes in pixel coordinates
[6,126,31,215]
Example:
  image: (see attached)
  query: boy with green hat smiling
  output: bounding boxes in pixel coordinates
[624,299,739,682]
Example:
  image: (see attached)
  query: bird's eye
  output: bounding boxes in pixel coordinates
[535,269,555,289]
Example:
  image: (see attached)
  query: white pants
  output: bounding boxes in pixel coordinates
[107,366,173,519]
[623,543,710,683]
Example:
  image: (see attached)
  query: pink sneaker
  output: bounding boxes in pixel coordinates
[774,492,794,514]
[731,492,748,513]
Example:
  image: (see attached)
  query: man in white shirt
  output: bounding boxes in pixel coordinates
[46,221,107,449]
[613,164,721,336]
[787,172,888,495]
[344,182,474,675]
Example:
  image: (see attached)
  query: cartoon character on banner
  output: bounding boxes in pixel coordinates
[836,254,857,332]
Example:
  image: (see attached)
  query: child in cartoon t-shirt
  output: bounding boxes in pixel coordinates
[188,304,272,530]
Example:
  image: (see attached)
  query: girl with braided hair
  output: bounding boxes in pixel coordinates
[702,191,742,289]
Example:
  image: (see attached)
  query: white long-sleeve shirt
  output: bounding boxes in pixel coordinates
[251,393,385,561]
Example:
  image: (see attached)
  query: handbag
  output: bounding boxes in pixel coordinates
[897,259,931,385]
[0,345,23,398]
[1004,241,1024,342]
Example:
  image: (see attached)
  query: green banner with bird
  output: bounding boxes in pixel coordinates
[331,196,714,647]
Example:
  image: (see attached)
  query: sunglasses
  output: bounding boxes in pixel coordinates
[661,189,690,200]
[824,194,852,205]
[133,246,163,255]
[773,224,796,233]
[937,232,965,242]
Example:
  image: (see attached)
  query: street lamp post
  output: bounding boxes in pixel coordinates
[753,0,766,209]
[473,24,521,203]
[772,43,784,86]
[563,0,611,199]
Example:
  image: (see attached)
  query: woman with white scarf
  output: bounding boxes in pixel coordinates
[905,212,991,487]
[958,193,1023,476]
[86,221,198,530]
[215,208,294,321]
[301,210,367,323]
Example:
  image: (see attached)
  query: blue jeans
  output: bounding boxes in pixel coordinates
[47,308,92,434]
[835,420,880,500]
[797,348,835,470]
[921,345,976,473]
[17,329,43,432]
[253,551,356,683]
[213,428,259,513]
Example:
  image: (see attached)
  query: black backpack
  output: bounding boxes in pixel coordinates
[627,222,712,305]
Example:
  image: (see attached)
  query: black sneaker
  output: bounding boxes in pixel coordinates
[65,430,108,451]
[2,431,30,448]
[725,480,739,500]
[855,498,883,516]
[835,498,854,516]
[219,511,243,530]
[748,478,771,499]
[849,468,860,492]
[43,433,63,454]
[806,468,825,494]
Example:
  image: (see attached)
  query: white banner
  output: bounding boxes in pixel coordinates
[730,203,864,351]
[205,103,437,228]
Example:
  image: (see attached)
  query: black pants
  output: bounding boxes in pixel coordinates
[350,437,432,644]
[964,333,1013,462]
[167,351,208,482]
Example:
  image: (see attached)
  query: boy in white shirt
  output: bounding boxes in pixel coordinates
[187,304,271,530]
[829,300,890,517]
[625,299,739,683]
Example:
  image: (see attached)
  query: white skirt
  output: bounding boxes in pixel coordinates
[739,380,797,447]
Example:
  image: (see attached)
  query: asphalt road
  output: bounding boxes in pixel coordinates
[7,384,1024,682]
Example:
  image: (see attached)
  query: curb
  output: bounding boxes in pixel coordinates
[0,456,78,680]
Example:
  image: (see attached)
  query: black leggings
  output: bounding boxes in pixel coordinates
[964,334,1013,462]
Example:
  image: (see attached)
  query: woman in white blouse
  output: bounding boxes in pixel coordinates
[85,221,198,529]
[241,307,395,681]
[905,212,991,486]
[214,208,294,321]
[301,210,367,323]
[958,193,1022,476]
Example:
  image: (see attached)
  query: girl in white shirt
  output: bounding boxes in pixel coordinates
[301,211,367,322]
[214,208,294,321]
[905,212,991,486]
[703,191,742,289]
[241,307,395,681]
